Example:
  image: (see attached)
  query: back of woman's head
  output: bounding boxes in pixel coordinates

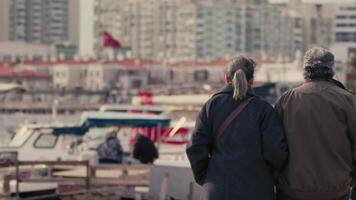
[226,55,256,101]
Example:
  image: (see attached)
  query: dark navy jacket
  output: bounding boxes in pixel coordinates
[186,85,288,200]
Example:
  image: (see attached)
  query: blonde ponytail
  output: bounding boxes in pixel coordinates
[232,69,248,101]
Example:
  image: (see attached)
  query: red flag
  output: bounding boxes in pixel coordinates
[102,31,122,48]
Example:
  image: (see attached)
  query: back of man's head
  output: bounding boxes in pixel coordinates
[303,47,335,81]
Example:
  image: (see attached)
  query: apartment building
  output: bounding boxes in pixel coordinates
[331,4,356,62]
[3,0,94,57]
[8,0,69,44]
[93,0,126,56]
[285,1,335,55]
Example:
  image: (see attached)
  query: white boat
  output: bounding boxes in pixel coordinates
[0,105,191,162]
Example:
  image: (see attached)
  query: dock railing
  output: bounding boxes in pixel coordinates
[18,160,91,190]
[2,160,152,199]
[0,151,19,199]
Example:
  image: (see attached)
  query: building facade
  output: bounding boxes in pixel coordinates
[8,0,70,44]
[285,1,335,57]
[95,0,301,60]
[331,4,356,62]
[2,0,94,57]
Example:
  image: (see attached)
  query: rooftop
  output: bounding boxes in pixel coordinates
[0,67,50,79]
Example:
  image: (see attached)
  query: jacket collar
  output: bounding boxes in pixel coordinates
[214,84,255,97]
[298,79,337,93]
[300,79,352,94]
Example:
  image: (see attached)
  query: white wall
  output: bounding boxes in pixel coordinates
[68,0,80,47]
[85,63,103,91]
[53,65,70,90]
[79,0,95,57]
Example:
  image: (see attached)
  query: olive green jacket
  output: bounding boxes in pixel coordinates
[275,80,356,199]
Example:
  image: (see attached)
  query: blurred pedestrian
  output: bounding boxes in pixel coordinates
[186,55,288,200]
[133,134,158,164]
[98,129,124,164]
[275,47,356,200]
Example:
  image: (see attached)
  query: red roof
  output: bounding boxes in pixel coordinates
[0,60,16,68]
[17,58,289,69]
[0,67,50,78]
[23,58,161,68]
[23,59,99,66]
[103,58,161,67]
[0,68,14,76]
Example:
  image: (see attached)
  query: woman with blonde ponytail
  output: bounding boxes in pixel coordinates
[187,55,288,200]
[232,69,248,100]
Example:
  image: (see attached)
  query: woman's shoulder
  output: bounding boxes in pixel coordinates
[252,95,272,105]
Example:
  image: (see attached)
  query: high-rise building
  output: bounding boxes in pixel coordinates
[175,3,197,60]
[193,1,287,59]
[93,0,126,56]
[91,0,335,61]
[93,0,288,60]
[2,0,94,57]
[69,0,95,57]
[122,0,158,58]
[95,0,194,60]
[285,1,334,55]
[8,0,70,44]
[331,4,356,62]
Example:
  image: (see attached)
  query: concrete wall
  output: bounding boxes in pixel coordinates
[78,0,95,57]
[149,164,202,200]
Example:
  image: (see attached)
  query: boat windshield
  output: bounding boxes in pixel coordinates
[8,126,34,147]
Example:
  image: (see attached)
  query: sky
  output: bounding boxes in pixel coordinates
[270,0,356,3]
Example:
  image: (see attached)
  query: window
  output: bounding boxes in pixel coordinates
[336,15,347,19]
[295,19,302,28]
[336,23,347,27]
[34,133,58,149]
[194,70,209,81]
[336,32,355,42]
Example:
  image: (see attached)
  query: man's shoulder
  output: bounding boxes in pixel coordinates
[277,88,297,103]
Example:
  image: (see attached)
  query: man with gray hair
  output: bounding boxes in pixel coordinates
[275,47,356,200]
